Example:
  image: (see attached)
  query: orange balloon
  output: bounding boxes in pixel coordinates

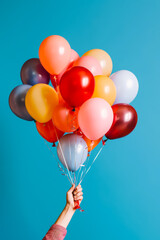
[39,35,71,75]
[92,75,116,105]
[36,119,64,143]
[83,49,112,76]
[76,129,102,152]
[52,103,79,132]
[25,84,58,123]
[56,86,66,104]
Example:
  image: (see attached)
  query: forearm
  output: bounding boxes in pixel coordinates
[55,204,75,228]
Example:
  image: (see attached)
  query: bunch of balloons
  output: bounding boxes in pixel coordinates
[9,35,139,183]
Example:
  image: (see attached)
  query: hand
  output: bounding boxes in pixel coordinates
[66,184,83,209]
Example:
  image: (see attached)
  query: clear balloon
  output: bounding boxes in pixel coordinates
[57,134,88,172]
[110,70,139,104]
[74,55,102,76]
[25,84,58,123]
[20,58,50,85]
[92,75,116,105]
[105,104,138,139]
[39,35,71,75]
[78,98,113,140]
[9,85,33,121]
[36,119,64,143]
[83,49,112,76]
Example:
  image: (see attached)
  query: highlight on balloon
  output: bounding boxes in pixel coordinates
[9,35,139,209]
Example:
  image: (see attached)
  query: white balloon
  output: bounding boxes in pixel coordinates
[110,70,139,104]
[57,134,88,172]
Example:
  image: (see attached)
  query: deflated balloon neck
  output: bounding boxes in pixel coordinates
[72,107,76,112]
[102,138,108,146]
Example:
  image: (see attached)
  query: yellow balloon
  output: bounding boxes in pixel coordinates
[25,84,58,123]
[83,49,112,76]
[92,75,116,105]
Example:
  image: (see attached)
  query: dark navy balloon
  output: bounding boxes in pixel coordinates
[9,85,33,121]
[20,58,50,85]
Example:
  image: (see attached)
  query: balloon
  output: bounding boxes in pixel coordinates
[68,49,79,68]
[78,98,113,140]
[39,35,71,75]
[83,49,112,76]
[9,85,33,121]
[59,66,95,107]
[20,58,50,85]
[92,75,116,105]
[105,104,138,139]
[36,119,64,143]
[25,84,58,123]
[50,49,79,89]
[52,103,79,132]
[76,129,102,152]
[74,56,102,76]
[110,70,139,104]
[57,134,88,172]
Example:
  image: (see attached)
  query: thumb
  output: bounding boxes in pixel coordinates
[68,184,75,193]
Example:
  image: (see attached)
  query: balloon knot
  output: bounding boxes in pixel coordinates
[87,153,90,157]
[52,142,56,147]
[102,139,106,146]
[72,108,76,112]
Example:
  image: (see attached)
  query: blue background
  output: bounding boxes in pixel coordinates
[1,0,160,239]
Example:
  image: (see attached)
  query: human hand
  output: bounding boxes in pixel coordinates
[66,184,83,209]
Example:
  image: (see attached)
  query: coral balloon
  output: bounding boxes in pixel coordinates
[92,75,116,105]
[105,104,138,139]
[39,35,71,75]
[83,49,112,76]
[52,103,79,132]
[74,56,102,76]
[9,85,33,121]
[57,134,88,172]
[110,70,139,104]
[76,129,102,152]
[78,98,113,140]
[50,49,79,89]
[20,58,50,85]
[60,66,95,107]
[25,84,58,123]
[36,119,64,143]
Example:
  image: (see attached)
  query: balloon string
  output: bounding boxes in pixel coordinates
[53,123,73,184]
[79,143,106,185]
[76,147,87,185]
[77,141,93,185]
[44,140,72,185]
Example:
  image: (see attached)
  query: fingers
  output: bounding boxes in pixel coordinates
[73,185,82,195]
[73,184,83,201]
[68,184,75,193]
[74,195,83,202]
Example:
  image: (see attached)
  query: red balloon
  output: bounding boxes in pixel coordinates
[59,66,95,107]
[36,119,64,143]
[105,104,138,140]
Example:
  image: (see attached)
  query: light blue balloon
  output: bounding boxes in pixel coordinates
[57,134,88,172]
[110,70,139,104]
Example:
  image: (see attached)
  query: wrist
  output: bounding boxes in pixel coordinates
[65,203,75,214]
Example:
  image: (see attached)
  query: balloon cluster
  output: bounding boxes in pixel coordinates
[9,35,138,178]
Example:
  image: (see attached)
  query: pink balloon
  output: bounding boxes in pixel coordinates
[74,55,102,76]
[50,49,79,88]
[78,98,113,140]
[39,35,71,75]
[69,49,79,68]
